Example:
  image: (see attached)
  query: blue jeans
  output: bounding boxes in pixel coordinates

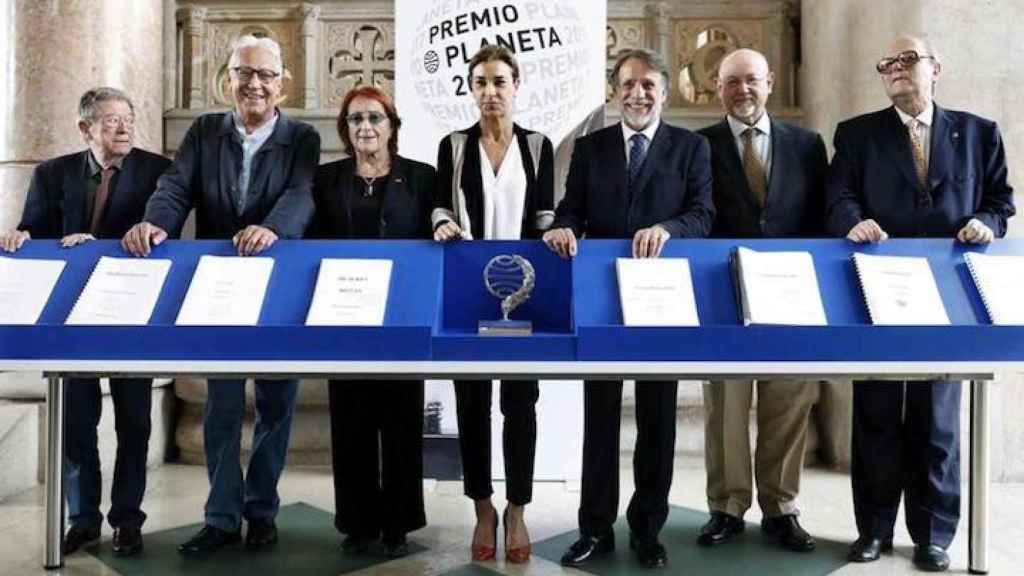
[65,377,152,530]
[202,378,298,531]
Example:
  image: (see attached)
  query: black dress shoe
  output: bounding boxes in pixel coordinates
[846,536,893,562]
[177,525,241,556]
[630,534,668,569]
[697,512,744,546]
[383,535,409,558]
[341,534,377,555]
[913,544,950,572]
[112,525,144,557]
[761,515,815,552]
[560,533,615,566]
[246,518,278,549]
[63,523,101,555]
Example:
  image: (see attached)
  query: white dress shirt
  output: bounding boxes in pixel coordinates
[480,138,527,240]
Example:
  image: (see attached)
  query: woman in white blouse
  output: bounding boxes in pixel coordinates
[432,44,554,564]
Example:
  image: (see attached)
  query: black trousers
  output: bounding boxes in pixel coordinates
[328,379,426,538]
[454,380,539,505]
[65,377,152,530]
[851,380,961,548]
[579,380,678,541]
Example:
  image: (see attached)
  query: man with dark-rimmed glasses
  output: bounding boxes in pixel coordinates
[123,34,320,557]
[826,35,1014,572]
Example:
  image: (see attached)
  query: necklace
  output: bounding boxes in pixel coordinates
[357,162,389,197]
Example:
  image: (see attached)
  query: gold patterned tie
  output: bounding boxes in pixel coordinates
[906,119,928,189]
[742,128,767,207]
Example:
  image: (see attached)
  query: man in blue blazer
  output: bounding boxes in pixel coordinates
[827,35,1014,573]
[122,35,320,557]
[696,48,827,554]
[1,87,171,557]
[545,48,713,569]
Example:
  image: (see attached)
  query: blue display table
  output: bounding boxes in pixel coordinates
[3,237,1021,573]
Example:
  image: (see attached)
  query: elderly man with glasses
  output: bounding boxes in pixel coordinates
[122,35,320,556]
[826,35,1014,572]
[1,87,171,557]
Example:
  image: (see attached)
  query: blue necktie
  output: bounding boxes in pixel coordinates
[628,133,647,190]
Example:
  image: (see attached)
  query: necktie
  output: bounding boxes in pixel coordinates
[90,167,116,235]
[742,128,767,207]
[907,119,929,189]
[628,133,647,190]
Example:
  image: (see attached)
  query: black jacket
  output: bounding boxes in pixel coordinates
[699,117,827,237]
[144,110,320,239]
[18,148,171,238]
[308,156,437,239]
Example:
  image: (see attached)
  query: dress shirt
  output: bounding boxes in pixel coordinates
[480,138,527,240]
[621,120,660,169]
[233,111,279,206]
[728,113,773,179]
[894,103,934,164]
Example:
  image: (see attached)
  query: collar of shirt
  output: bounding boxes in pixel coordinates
[894,102,934,128]
[727,112,772,140]
[233,111,279,144]
[86,150,124,178]
[621,120,660,153]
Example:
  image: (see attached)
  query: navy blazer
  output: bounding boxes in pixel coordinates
[826,104,1014,238]
[17,148,171,239]
[308,156,437,239]
[552,122,714,239]
[144,110,320,240]
[699,117,828,238]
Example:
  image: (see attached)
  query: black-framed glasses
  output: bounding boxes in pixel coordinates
[876,50,936,74]
[346,112,387,127]
[231,66,280,83]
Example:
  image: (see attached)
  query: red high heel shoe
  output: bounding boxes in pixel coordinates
[503,508,532,563]
[471,513,498,561]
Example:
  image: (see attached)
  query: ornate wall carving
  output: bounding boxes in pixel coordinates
[169,1,801,151]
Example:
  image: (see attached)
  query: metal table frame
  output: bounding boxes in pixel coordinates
[13,359,1003,574]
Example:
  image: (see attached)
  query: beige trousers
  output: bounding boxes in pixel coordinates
[702,379,818,518]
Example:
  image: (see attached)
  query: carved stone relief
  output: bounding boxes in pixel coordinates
[674,20,764,106]
[323,22,395,106]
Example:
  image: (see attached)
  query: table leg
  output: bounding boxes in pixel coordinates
[43,376,65,570]
[969,379,990,574]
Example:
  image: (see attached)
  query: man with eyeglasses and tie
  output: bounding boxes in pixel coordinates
[123,34,320,556]
[826,35,1014,572]
[695,48,827,554]
[1,87,171,557]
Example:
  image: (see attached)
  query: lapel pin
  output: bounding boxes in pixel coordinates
[395,177,404,183]
[952,131,959,139]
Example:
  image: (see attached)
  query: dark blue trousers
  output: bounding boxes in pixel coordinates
[851,380,961,548]
[65,377,152,530]
[203,378,298,531]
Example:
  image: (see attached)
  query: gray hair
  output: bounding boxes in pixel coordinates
[79,87,134,123]
[228,35,284,74]
[609,49,670,93]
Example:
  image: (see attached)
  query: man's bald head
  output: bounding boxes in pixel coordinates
[878,35,941,115]
[716,48,774,125]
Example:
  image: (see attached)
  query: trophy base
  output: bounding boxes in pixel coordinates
[478,320,533,336]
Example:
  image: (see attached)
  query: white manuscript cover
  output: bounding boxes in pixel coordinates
[616,257,699,326]
[0,257,67,324]
[305,259,393,326]
[66,256,170,325]
[175,256,273,326]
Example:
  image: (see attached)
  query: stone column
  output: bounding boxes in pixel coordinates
[0,0,164,230]
[177,7,208,110]
[300,3,322,110]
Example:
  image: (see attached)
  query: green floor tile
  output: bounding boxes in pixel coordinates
[439,565,505,576]
[87,502,426,576]
[533,505,850,575]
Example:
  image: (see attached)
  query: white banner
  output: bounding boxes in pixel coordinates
[395,0,607,167]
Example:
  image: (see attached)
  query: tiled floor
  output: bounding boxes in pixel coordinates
[1,458,1021,575]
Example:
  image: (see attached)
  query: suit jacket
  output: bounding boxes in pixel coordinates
[434,122,554,239]
[144,110,320,240]
[826,104,1015,238]
[17,148,171,239]
[552,122,714,239]
[308,155,437,239]
[699,117,828,237]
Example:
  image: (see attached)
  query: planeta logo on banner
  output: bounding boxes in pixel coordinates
[396,0,606,166]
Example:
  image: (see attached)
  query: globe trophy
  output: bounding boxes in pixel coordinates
[479,254,535,335]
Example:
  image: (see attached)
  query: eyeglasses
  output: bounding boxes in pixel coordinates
[345,112,388,127]
[96,114,135,128]
[231,66,281,83]
[876,50,936,74]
